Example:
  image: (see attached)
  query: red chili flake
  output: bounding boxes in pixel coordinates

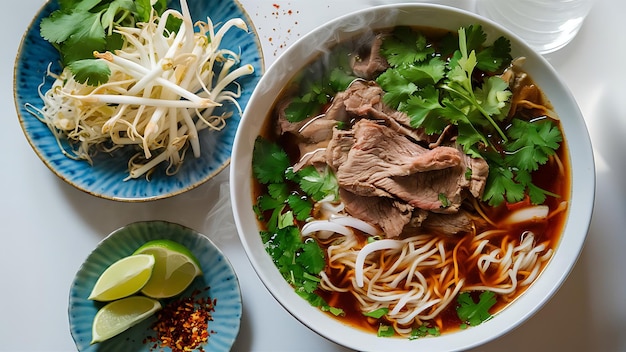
[145,288,216,352]
[265,3,301,56]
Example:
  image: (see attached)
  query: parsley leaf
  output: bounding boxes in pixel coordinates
[287,194,313,221]
[376,24,563,207]
[252,138,343,314]
[464,24,488,53]
[440,28,509,143]
[409,324,441,340]
[397,57,446,85]
[480,117,563,206]
[283,47,357,122]
[380,26,434,66]
[297,165,339,201]
[363,307,388,319]
[456,291,496,326]
[482,162,526,206]
[39,0,168,85]
[267,182,289,202]
[400,85,445,131]
[40,10,90,44]
[262,223,330,312]
[505,118,563,172]
[67,59,111,86]
[298,239,326,274]
[453,24,512,73]
[377,69,418,109]
[476,36,512,72]
[473,76,512,119]
[256,194,282,212]
[252,137,291,184]
[377,324,395,337]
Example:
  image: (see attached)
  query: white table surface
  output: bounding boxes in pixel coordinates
[2,0,624,351]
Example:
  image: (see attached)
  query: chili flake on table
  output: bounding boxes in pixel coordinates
[146,287,216,352]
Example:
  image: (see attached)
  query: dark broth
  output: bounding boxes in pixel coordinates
[252,25,570,336]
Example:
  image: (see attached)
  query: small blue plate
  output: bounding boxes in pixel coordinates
[14,0,264,201]
[68,221,242,351]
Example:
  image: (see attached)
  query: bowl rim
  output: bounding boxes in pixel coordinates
[231,3,595,351]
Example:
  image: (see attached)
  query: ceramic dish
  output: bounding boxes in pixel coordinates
[230,4,595,352]
[68,221,241,351]
[14,0,263,201]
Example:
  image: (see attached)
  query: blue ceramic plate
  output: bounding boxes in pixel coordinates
[14,0,264,201]
[68,221,242,351]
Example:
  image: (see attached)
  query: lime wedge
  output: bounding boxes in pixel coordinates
[132,239,202,299]
[91,295,161,344]
[88,254,155,301]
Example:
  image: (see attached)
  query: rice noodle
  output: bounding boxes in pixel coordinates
[355,239,404,287]
[301,220,353,239]
[502,205,549,225]
[315,208,554,336]
[464,231,552,295]
[329,215,379,236]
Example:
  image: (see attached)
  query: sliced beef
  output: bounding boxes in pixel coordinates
[294,141,328,171]
[421,211,483,236]
[403,210,486,237]
[324,80,382,122]
[275,78,490,239]
[337,81,432,143]
[275,98,307,136]
[340,188,413,238]
[342,186,482,238]
[465,152,489,198]
[284,80,436,171]
[351,33,389,79]
[326,128,355,171]
[331,119,481,213]
[298,117,337,144]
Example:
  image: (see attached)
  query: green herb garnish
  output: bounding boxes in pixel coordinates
[39,0,176,85]
[456,291,496,326]
[252,137,341,312]
[363,307,389,319]
[377,324,395,337]
[283,47,358,122]
[377,25,562,206]
[409,324,441,339]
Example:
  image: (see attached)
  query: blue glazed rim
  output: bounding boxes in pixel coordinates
[13,0,264,202]
[68,220,242,351]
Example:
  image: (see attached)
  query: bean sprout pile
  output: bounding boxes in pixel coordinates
[29,0,254,179]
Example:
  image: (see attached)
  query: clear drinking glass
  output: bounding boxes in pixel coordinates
[476,0,594,54]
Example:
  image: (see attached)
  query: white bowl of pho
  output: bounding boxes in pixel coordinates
[230,4,594,351]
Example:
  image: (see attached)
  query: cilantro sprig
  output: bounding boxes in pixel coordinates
[483,118,563,205]
[252,137,341,313]
[377,25,512,155]
[252,136,338,231]
[282,47,358,122]
[376,25,562,206]
[410,324,441,340]
[40,0,176,85]
[456,291,496,327]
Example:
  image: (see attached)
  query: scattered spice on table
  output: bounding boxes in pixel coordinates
[146,287,216,352]
[263,2,300,56]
